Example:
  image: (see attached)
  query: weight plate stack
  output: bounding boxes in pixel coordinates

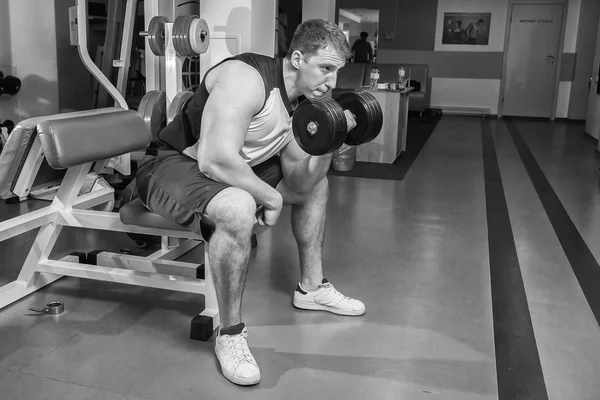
[292,97,347,156]
[167,91,193,124]
[337,90,383,145]
[138,90,166,143]
[357,90,383,143]
[190,18,210,54]
[173,15,197,57]
[147,16,169,56]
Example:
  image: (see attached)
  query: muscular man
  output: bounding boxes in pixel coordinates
[136,19,365,386]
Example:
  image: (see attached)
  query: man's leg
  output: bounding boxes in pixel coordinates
[137,151,260,386]
[277,175,366,316]
[203,187,257,329]
[276,177,328,291]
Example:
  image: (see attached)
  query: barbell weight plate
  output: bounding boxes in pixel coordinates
[147,16,169,56]
[173,15,196,58]
[138,90,166,142]
[190,18,210,55]
[336,90,383,146]
[167,91,193,124]
[292,97,347,156]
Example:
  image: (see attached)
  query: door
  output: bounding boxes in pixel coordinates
[501,4,564,118]
[586,15,600,141]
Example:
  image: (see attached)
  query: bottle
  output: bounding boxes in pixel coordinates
[370,67,379,90]
[398,65,406,89]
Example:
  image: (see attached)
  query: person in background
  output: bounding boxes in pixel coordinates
[351,31,373,63]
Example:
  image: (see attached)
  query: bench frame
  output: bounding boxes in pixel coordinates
[0,153,223,340]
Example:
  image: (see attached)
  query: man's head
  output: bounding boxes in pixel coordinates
[286,19,351,99]
[360,31,368,40]
[287,19,351,62]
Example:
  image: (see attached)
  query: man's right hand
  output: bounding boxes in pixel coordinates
[256,195,283,227]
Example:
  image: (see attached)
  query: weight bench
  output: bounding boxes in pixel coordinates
[0,107,256,341]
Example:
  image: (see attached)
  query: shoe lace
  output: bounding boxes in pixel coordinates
[226,330,254,363]
[319,283,351,306]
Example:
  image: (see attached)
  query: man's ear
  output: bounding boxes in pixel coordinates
[291,50,303,69]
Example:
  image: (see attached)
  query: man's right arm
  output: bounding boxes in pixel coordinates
[196,61,282,211]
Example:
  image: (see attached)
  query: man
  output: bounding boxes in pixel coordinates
[351,31,373,63]
[464,18,485,44]
[136,19,365,386]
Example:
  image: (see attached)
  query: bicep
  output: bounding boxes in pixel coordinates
[197,63,265,163]
[280,135,311,176]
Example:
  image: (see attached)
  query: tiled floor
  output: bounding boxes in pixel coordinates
[1,115,599,399]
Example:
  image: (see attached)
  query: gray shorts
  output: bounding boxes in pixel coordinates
[136,148,282,234]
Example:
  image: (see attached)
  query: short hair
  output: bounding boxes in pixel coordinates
[287,19,351,60]
[360,31,368,39]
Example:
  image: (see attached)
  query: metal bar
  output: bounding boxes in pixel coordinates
[0,206,58,242]
[38,259,206,294]
[95,251,201,278]
[144,0,161,91]
[10,137,44,198]
[97,0,122,107]
[76,0,128,109]
[149,239,203,261]
[57,209,202,240]
[115,0,137,100]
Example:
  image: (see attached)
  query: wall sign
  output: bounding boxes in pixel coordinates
[442,12,492,45]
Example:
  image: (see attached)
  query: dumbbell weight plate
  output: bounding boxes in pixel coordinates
[167,91,193,124]
[336,90,383,146]
[173,15,196,57]
[292,97,348,156]
[147,16,169,56]
[190,18,210,55]
[138,90,166,142]
[1,75,21,96]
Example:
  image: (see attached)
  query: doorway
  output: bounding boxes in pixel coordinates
[337,8,379,63]
[499,1,567,119]
[586,14,600,142]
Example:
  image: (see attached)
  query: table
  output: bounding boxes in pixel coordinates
[355,87,412,164]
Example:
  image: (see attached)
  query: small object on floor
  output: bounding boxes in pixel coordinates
[28,301,65,316]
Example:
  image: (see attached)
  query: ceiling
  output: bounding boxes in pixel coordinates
[339,8,379,24]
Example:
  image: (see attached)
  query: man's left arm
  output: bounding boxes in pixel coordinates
[281,110,357,194]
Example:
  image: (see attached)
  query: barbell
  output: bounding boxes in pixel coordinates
[292,90,384,156]
[140,15,210,57]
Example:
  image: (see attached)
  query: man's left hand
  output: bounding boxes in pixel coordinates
[344,109,357,132]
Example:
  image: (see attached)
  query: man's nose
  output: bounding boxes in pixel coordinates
[326,73,338,89]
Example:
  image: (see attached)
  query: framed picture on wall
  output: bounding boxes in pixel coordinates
[442,12,491,45]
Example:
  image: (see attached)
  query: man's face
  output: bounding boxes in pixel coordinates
[296,47,346,98]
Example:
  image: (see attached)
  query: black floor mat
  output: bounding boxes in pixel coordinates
[328,111,441,180]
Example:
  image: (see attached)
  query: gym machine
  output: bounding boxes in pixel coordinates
[0,0,236,342]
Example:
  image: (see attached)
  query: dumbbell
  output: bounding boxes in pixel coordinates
[292,90,383,156]
[0,72,21,96]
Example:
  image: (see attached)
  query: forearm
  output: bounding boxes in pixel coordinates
[284,153,333,194]
[200,157,281,208]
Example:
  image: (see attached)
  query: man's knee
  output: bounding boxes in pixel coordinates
[205,187,257,236]
[280,176,329,205]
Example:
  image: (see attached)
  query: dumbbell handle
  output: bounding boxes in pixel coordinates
[306,110,356,136]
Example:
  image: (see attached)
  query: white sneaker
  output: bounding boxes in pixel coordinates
[215,327,260,386]
[292,278,366,316]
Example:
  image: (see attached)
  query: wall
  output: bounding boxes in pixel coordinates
[339,0,592,118]
[199,0,276,59]
[568,0,600,119]
[0,0,60,123]
[302,0,335,22]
